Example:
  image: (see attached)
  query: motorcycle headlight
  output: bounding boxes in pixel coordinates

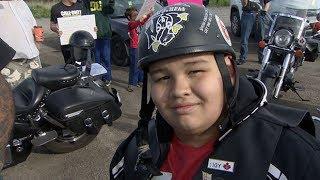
[274,29,293,48]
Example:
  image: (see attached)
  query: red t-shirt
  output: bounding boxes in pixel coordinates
[128,15,150,48]
[160,135,214,180]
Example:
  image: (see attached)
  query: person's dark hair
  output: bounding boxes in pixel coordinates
[124,7,138,20]
[0,74,14,168]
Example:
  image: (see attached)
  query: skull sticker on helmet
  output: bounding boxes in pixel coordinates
[145,10,189,52]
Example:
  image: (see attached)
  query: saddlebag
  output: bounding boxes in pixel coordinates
[45,86,121,134]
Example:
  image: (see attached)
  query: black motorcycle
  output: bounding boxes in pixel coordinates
[3,31,122,168]
[257,2,320,100]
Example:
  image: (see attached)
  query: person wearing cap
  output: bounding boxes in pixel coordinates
[110,4,320,180]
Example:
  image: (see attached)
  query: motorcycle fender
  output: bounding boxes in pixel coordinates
[262,64,280,78]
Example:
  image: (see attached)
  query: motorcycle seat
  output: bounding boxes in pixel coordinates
[13,78,46,116]
[32,64,80,91]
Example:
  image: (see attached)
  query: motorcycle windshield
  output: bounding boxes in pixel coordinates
[269,0,319,38]
[270,0,319,18]
[272,16,303,39]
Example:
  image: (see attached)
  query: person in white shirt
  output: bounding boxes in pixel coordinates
[0,0,42,87]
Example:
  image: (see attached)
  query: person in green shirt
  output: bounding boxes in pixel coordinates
[85,0,114,85]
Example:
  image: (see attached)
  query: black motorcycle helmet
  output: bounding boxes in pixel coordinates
[135,3,240,176]
[69,30,95,63]
[138,3,239,124]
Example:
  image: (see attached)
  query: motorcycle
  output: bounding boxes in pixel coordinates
[257,0,320,100]
[2,31,122,168]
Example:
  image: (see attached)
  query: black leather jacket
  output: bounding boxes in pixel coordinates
[110,77,320,180]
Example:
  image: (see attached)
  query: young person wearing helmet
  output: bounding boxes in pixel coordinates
[110,4,320,180]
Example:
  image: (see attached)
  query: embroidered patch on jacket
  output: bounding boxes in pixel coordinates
[207,159,235,173]
[151,171,172,180]
[145,6,189,52]
[267,164,288,180]
[112,157,124,178]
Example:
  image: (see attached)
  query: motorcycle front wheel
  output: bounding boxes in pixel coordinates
[43,127,101,154]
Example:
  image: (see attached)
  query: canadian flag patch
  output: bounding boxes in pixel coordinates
[207,159,235,173]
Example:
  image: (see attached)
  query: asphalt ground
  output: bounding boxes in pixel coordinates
[2,7,320,179]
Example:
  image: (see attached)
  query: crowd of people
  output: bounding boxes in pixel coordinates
[0,0,273,89]
[49,0,154,89]
[1,0,320,179]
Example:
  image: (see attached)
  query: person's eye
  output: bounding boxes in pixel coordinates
[152,75,170,83]
[188,70,204,76]
[156,76,170,82]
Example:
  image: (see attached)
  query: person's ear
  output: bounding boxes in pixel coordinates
[224,55,236,85]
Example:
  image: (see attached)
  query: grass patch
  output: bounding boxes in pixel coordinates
[209,0,230,7]
[26,0,59,18]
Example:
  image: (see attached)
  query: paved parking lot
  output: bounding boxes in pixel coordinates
[2,7,320,179]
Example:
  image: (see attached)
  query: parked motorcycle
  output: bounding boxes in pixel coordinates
[2,31,122,168]
[257,0,320,100]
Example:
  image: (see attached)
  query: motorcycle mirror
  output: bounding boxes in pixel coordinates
[317,12,320,21]
[258,40,266,48]
[0,38,16,70]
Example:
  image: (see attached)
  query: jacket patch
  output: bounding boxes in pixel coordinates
[151,172,172,180]
[112,157,124,178]
[267,164,288,180]
[207,159,235,173]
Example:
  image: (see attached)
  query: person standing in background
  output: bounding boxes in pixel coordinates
[237,0,271,65]
[0,0,42,87]
[85,0,114,86]
[124,7,152,92]
[50,0,88,63]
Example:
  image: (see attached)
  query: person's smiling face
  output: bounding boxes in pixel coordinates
[149,52,226,135]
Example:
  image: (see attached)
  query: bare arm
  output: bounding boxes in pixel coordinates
[264,1,271,11]
[50,21,59,34]
[0,75,14,169]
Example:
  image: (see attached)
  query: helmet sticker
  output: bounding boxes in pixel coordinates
[215,15,232,46]
[145,8,189,52]
[199,8,214,34]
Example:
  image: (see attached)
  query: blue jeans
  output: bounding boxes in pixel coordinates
[239,12,265,62]
[256,14,270,62]
[95,38,112,81]
[128,48,143,86]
